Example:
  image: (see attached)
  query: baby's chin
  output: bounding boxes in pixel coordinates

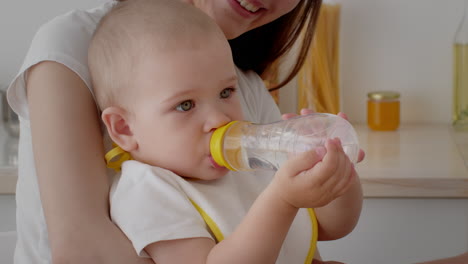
[178,168,230,182]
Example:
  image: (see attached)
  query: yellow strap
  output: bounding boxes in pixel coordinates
[305,208,318,264]
[189,199,225,243]
[190,199,317,263]
[105,145,132,172]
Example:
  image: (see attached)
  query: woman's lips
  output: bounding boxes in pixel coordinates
[228,0,264,19]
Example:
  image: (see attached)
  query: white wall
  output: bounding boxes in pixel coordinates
[0,0,102,88]
[1,0,463,124]
[280,0,464,124]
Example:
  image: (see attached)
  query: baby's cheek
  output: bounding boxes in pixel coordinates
[233,98,244,120]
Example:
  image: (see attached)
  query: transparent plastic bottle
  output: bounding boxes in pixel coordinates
[210,113,360,171]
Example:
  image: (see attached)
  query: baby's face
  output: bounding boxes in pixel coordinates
[128,36,243,180]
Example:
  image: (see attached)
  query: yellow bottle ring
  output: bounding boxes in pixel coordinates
[210,121,238,171]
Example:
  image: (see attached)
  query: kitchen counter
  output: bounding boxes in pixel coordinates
[1,124,468,197]
[356,123,468,198]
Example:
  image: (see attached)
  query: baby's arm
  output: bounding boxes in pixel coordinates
[145,139,354,264]
[146,186,299,264]
[314,172,362,241]
[312,115,363,241]
[282,109,364,241]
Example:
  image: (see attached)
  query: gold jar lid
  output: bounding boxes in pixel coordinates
[367,91,400,101]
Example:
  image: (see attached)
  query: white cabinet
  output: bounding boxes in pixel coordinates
[0,195,16,232]
[318,198,468,264]
[0,195,16,264]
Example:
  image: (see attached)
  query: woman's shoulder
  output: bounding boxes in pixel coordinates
[235,68,262,86]
[235,68,271,101]
[32,2,115,54]
[7,2,117,119]
[235,67,281,123]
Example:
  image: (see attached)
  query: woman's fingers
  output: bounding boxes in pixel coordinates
[282,108,315,120]
[357,149,365,163]
[281,113,297,120]
[300,108,315,115]
[337,112,348,120]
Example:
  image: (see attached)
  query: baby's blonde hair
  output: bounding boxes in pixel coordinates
[89,0,226,110]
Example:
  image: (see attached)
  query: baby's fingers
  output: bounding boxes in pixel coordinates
[316,139,342,176]
[331,161,355,197]
[314,138,350,186]
[279,147,326,177]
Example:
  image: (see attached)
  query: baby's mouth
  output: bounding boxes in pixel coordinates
[209,155,225,169]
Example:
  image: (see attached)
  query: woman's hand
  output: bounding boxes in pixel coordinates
[282,108,365,163]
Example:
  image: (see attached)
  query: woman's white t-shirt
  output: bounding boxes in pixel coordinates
[7,1,282,263]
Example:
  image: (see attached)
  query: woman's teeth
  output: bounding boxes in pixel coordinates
[236,0,260,13]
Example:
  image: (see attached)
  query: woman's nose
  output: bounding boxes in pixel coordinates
[204,111,231,133]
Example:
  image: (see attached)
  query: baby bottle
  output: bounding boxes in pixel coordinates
[210,113,360,171]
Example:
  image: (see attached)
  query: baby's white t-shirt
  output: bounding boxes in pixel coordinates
[6,1,283,263]
[111,160,317,263]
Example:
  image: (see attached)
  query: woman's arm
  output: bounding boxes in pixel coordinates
[27,61,153,264]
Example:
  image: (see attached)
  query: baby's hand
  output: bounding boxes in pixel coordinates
[271,138,356,209]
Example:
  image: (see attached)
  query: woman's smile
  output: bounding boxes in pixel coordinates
[228,0,265,18]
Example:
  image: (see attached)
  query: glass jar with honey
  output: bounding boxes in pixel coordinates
[367,91,400,131]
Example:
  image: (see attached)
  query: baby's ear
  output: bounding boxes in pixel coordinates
[101,106,137,152]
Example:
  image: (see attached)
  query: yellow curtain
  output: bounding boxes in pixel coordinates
[297,3,341,114]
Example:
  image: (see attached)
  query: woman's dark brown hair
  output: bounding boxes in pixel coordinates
[117,0,322,91]
[229,0,322,91]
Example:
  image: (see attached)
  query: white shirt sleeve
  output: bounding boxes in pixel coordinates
[110,161,212,257]
[236,68,282,124]
[7,2,114,119]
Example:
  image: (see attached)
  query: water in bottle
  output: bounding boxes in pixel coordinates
[210,113,360,171]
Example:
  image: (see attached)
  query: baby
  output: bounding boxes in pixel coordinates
[88,0,358,263]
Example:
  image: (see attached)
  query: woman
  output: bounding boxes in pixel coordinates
[8,0,363,263]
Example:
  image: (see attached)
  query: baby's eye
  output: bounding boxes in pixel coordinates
[176,100,194,112]
[220,88,236,99]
